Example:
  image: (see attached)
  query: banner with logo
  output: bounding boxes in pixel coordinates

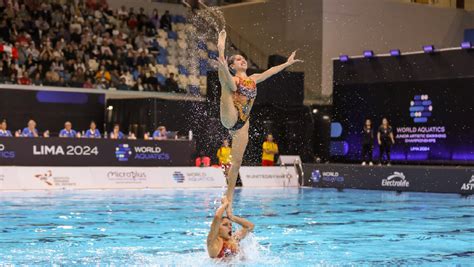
[0,166,226,190]
[303,163,474,194]
[0,138,195,166]
[239,166,299,187]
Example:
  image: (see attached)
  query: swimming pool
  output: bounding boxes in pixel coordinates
[1,188,472,266]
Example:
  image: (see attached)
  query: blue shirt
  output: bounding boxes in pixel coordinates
[153,130,167,139]
[22,128,38,137]
[85,129,101,138]
[111,131,125,139]
[0,129,12,137]
[59,129,77,138]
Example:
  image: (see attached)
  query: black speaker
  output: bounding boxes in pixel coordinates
[268,54,287,68]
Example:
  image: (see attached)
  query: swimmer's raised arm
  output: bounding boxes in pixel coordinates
[207,196,229,256]
[215,30,237,92]
[251,50,303,84]
[226,204,254,241]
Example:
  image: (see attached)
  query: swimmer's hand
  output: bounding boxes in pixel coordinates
[221,196,230,207]
[217,30,227,52]
[214,55,228,70]
[287,50,303,65]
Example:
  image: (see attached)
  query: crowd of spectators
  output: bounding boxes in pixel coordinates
[0,118,175,140]
[0,0,191,93]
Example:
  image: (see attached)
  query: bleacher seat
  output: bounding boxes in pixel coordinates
[199,50,208,59]
[178,65,189,75]
[156,73,167,86]
[177,31,187,40]
[178,74,189,89]
[158,29,168,39]
[168,31,178,40]
[197,40,207,51]
[167,65,179,75]
[207,41,217,51]
[178,40,188,50]
[208,51,218,60]
[188,85,200,95]
[157,38,168,48]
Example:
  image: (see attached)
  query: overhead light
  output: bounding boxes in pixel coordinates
[339,55,349,62]
[322,115,330,120]
[363,50,374,58]
[461,41,472,49]
[390,49,401,57]
[423,45,435,53]
[312,108,319,114]
[107,106,114,111]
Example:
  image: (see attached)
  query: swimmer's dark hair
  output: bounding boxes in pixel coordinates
[227,55,238,75]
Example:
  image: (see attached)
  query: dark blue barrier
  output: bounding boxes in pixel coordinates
[303,163,474,195]
[0,138,195,166]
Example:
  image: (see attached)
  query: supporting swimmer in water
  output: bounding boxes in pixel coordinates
[207,197,254,258]
[214,29,303,205]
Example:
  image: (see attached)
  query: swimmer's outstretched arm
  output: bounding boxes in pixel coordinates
[250,50,303,84]
[207,196,229,257]
[216,30,237,92]
[226,204,254,241]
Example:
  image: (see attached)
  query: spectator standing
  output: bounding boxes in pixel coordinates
[361,119,374,166]
[150,8,160,29]
[377,118,395,166]
[217,139,231,165]
[159,10,172,31]
[217,139,232,176]
[262,134,279,166]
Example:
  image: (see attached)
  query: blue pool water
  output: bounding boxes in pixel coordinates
[1,188,473,266]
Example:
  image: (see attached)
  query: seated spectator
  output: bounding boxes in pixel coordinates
[117,77,129,90]
[110,123,125,139]
[165,73,179,92]
[153,126,168,140]
[18,71,32,85]
[84,120,101,138]
[21,120,39,137]
[83,78,94,89]
[59,121,78,138]
[144,71,159,91]
[0,119,13,137]
[95,65,111,88]
[195,152,211,167]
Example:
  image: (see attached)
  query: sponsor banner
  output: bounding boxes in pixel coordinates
[0,138,195,166]
[0,167,225,190]
[461,175,474,192]
[239,166,299,187]
[1,167,90,190]
[303,163,474,194]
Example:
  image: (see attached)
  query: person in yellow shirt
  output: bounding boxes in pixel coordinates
[262,134,279,166]
[217,139,232,175]
[217,139,232,165]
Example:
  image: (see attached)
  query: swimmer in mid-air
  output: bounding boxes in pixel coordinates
[214,29,303,204]
[207,196,254,258]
